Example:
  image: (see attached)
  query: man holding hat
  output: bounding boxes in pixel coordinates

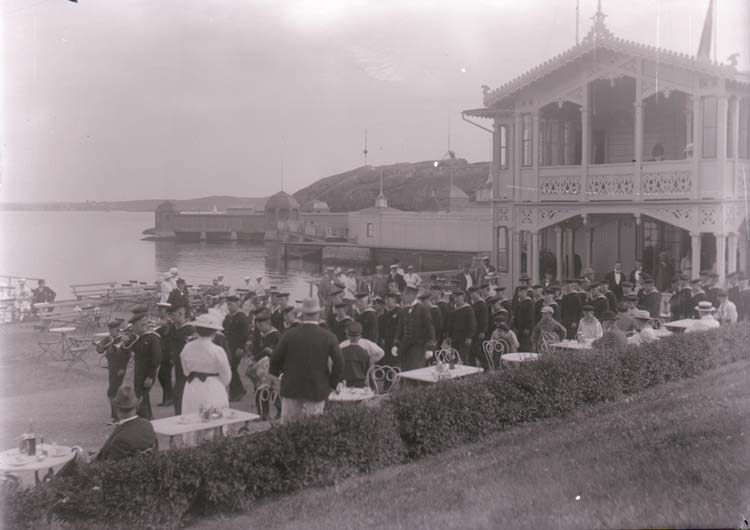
[447,289,476,363]
[125,310,163,420]
[96,320,130,422]
[223,294,250,402]
[377,293,401,366]
[270,298,344,422]
[715,290,738,326]
[354,292,379,343]
[393,285,436,370]
[687,302,720,333]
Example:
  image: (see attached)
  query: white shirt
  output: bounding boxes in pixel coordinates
[463,273,474,290]
[715,301,738,325]
[180,336,232,387]
[404,273,422,288]
[339,338,385,364]
[613,271,621,284]
[343,276,358,299]
[160,278,176,303]
[577,318,603,340]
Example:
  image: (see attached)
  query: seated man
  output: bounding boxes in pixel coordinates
[338,321,384,366]
[627,310,659,346]
[686,301,720,333]
[339,322,376,388]
[65,387,157,473]
[591,311,628,350]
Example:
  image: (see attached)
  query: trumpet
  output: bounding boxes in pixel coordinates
[97,331,138,351]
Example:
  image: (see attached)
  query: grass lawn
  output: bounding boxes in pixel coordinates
[192,359,750,530]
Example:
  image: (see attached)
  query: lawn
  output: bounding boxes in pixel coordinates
[192,359,750,530]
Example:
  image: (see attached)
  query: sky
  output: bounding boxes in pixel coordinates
[1,0,748,203]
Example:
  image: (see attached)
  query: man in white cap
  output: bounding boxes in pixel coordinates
[270,298,344,422]
[686,301,720,333]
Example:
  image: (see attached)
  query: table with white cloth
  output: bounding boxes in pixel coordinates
[151,409,259,448]
[551,339,594,351]
[500,352,540,363]
[663,319,695,332]
[399,365,483,384]
[328,387,376,402]
[0,444,74,487]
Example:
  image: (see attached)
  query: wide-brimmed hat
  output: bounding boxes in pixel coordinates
[695,301,715,312]
[190,313,224,331]
[112,386,141,410]
[582,305,594,312]
[346,321,362,337]
[301,297,321,314]
[632,309,652,320]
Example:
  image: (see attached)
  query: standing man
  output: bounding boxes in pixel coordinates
[370,265,388,299]
[332,302,353,342]
[630,260,644,290]
[126,311,162,420]
[419,291,443,351]
[388,264,406,292]
[96,320,130,423]
[638,278,662,318]
[317,267,336,307]
[354,292,379,343]
[168,304,194,415]
[377,293,401,366]
[154,302,174,408]
[455,263,475,292]
[271,292,290,332]
[393,285,436,371]
[690,279,708,318]
[167,278,191,318]
[513,287,535,352]
[605,262,625,301]
[561,281,582,338]
[270,298,344,423]
[447,290,476,364]
[591,284,610,320]
[32,279,56,306]
[403,265,422,289]
[468,287,488,368]
[223,295,250,402]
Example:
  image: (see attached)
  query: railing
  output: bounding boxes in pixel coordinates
[277,220,349,241]
[537,160,696,202]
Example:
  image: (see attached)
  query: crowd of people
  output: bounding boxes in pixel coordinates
[82,257,748,461]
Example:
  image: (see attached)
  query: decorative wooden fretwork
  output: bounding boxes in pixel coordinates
[587,174,634,197]
[539,175,582,199]
[641,171,693,197]
[735,165,750,196]
[519,208,534,226]
[700,207,718,227]
[497,207,511,224]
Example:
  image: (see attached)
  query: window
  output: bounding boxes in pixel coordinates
[522,114,533,167]
[499,125,508,169]
[702,96,718,158]
[366,223,374,238]
[496,227,509,273]
[728,98,735,158]
[740,99,750,159]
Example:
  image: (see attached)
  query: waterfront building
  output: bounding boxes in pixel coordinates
[463,7,750,288]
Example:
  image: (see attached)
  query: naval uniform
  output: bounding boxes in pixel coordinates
[128,331,163,420]
[223,310,251,401]
[448,304,476,364]
[639,290,662,318]
[561,292,583,339]
[513,298,535,352]
[355,307,379,343]
[377,308,401,367]
[469,299,489,368]
[155,322,174,406]
[96,335,131,420]
[394,302,435,371]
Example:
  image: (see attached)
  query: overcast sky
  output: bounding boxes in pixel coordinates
[1,0,748,202]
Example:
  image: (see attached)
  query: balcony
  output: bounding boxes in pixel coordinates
[525,160,726,203]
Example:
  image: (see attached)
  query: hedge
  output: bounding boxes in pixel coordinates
[4,324,750,530]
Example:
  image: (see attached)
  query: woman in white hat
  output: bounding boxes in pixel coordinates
[180,313,232,414]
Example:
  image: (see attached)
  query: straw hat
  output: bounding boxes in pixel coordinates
[695,301,715,312]
[190,313,224,331]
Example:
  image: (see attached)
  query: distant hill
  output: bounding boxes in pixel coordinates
[0,196,268,212]
[293,159,490,212]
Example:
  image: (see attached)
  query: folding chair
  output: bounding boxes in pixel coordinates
[65,336,94,370]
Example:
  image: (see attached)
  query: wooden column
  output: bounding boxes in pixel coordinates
[717,95,729,197]
[732,97,741,161]
[690,232,702,280]
[513,113,523,202]
[532,111,540,202]
[716,233,727,285]
[565,228,575,278]
[530,231,540,285]
[634,72,643,199]
[512,229,522,286]
[581,82,590,202]
[692,95,702,200]
[583,226,592,271]
[728,232,738,276]
[555,226,563,280]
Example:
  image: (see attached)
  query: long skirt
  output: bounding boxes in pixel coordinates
[181,377,229,415]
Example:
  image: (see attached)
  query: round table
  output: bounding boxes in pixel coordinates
[0,444,75,487]
[49,326,76,335]
[501,352,540,363]
[328,388,375,402]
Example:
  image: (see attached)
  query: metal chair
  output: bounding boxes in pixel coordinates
[484,339,511,368]
[432,348,460,366]
[254,386,280,421]
[537,330,563,355]
[366,365,401,395]
[481,341,497,370]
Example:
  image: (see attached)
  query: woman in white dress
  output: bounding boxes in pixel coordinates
[180,313,232,414]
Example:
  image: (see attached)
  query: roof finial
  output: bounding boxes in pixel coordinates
[583,0,612,44]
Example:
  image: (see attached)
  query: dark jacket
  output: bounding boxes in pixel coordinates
[97,417,157,462]
[167,288,191,316]
[170,324,195,380]
[223,311,250,354]
[130,332,162,392]
[591,327,628,350]
[448,304,476,346]
[472,299,489,340]
[270,323,344,402]
[340,343,371,388]
[604,270,625,300]
[592,296,610,320]
[454,271,476,292]
[332,316,353,343]
[394,303,436,350]
[513,298,535,335]
[355,308,379,343]
[639,290,662,318]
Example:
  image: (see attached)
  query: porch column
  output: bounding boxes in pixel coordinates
[717,95,729,197]
[715,233,727,285]
[565,228,575,278]
[513,113,523,202]
[530,231,540,284]
[554,226,563,280]
[732,97,741,161]
[581,82,590,202]
[512,229,522,284]
[728,232,738,276]
[691,96,702,200]
[634,67,643,198]
[532,112,540,201]
[583,227,592,271]
[690,232,701,280]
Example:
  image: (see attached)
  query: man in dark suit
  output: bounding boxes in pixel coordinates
[513,288,535,352]
[354,292,379,343]
[468,287,488,368]
[126,311,162,420]
[270,298,344,422]
[454,263,476,292]
[223,295,250,402]
[604,262,625,301]
[377,293,401,366]
[560,281,582,339]
[446,290,476,364]
[167,278,191,318]
[638,278,662,318]
[393,285,436,371]
[169,305,194,415]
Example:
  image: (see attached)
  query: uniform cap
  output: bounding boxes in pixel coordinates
[599,310,617,321]
[582,305,594,312]
[346,321,363,336]
[541,305,554,314]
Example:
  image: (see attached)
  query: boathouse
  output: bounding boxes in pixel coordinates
[463,6,750,288]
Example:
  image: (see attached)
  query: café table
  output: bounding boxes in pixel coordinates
[663,319,695,332]
[550,338,594,351]
[399,364,483,384]
[500,352,540,363]
[0,444,74,487]
[328,387,376,403]
[151,409,259,449]
[39,326,77,361]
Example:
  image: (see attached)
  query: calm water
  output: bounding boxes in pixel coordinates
[0,211,321,301]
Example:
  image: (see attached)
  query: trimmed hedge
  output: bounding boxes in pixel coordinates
[4,325,750,529]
